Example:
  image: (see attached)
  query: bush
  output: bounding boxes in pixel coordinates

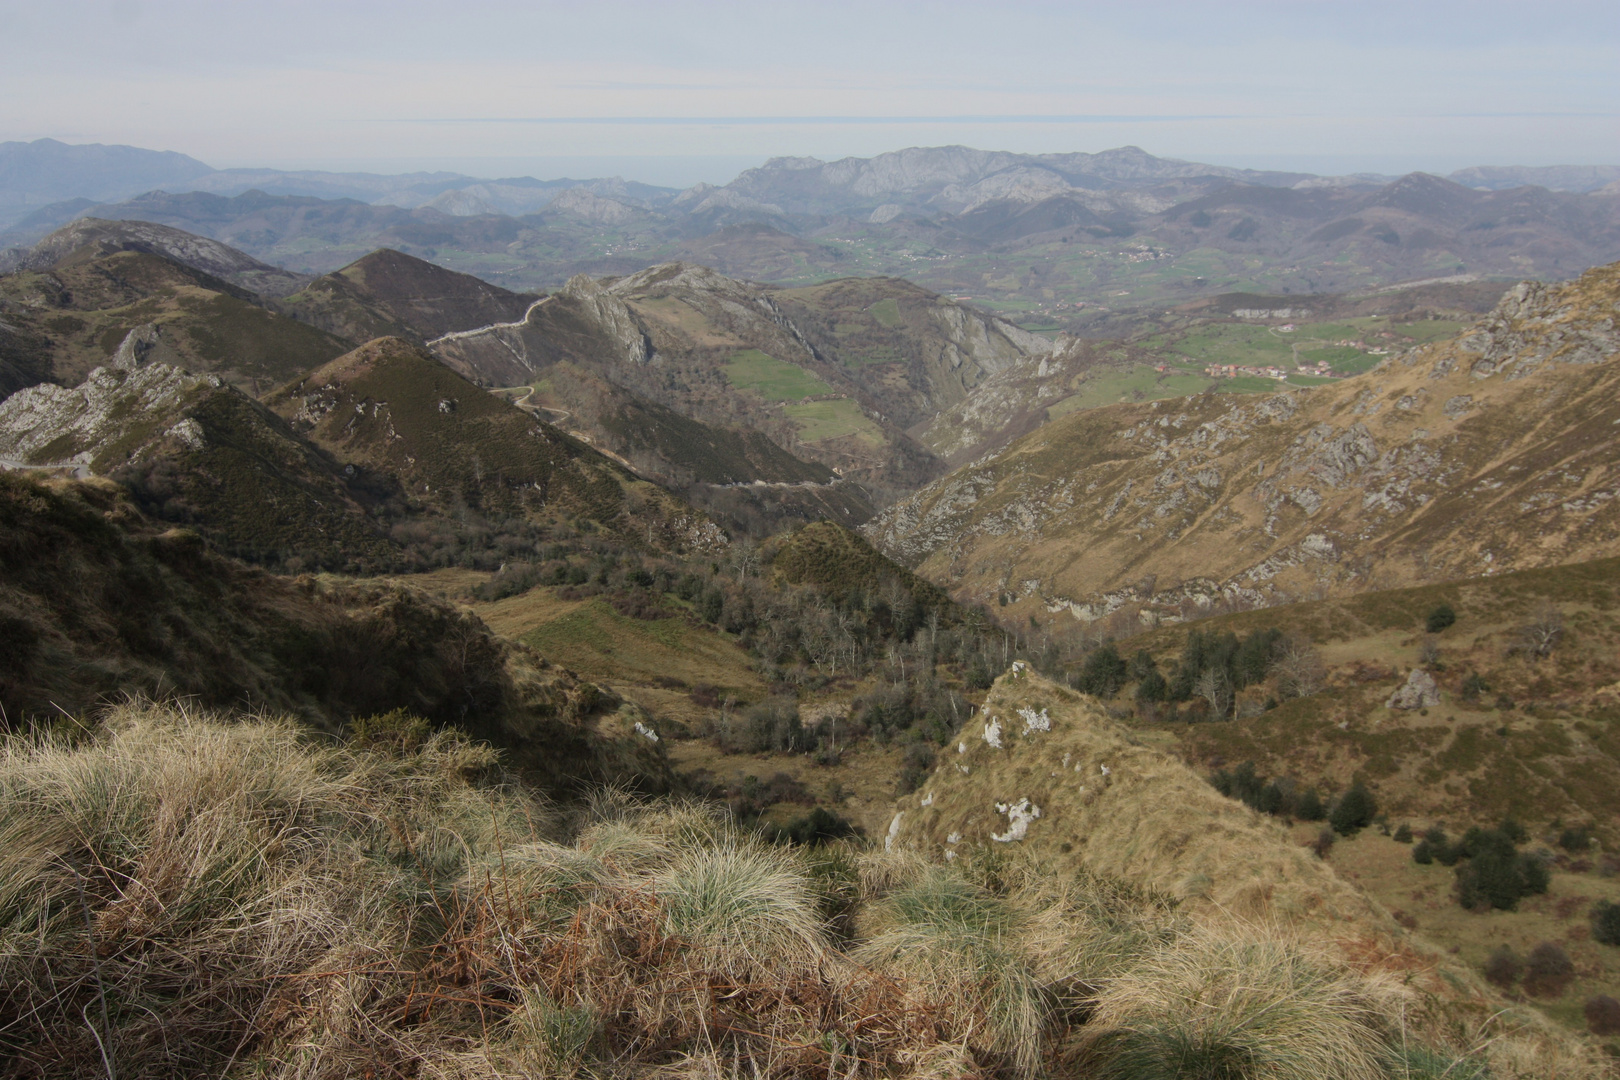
[1483,945,1522,988]
[1310,827,1336,858]
[349,707,433,752]
[1459,671,1489,701]
[1559,825,1593,852]
[772,806,857,846]
[1593,900,1620,946]
[897,740,936,795]
[1425,604,1457,633]
[1522,941,1574,997]
[1585,995,1620,1036]
[1329,782,1377,836]
[1295,788,1326,822]
[1393,823,1413,844]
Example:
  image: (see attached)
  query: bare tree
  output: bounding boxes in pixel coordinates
[1513,601,1565,660]
[1273,636,1326,699]
[1195,666,1233,720]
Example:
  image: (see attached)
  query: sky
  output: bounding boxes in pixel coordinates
[2,0,1616,186]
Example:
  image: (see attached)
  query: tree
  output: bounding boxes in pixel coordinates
[1295,788,1326,821]
[1194,665,1233,720]
[1513,601,1565,660]
[1329,781,1377,836]
[1271,636,1326,699]
[1078,642,1128,697]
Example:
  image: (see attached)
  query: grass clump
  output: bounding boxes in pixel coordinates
[1086,926,1400,1080]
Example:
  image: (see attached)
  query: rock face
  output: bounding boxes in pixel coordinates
[864,262,1620,623]
[0,326,219,473]
[1386,669,1441,710]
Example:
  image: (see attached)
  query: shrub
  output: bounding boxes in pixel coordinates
[1559,825,1593,852]
[1522,941,1574,997]
[1593,900,1620,946]
[1330,782,1377,836]
[1413,839,1436,864]
[772,806,857,846]
[1585,995,1620,1036]
[1295,788,1326,822]
[349,706,433,752]
[1483,946,1522,988]
[1310,827,1337,858]
[1459,671,1489,701]
[1425,604,1457,633]
[897,740,936,795]
[1393,823,1413,844]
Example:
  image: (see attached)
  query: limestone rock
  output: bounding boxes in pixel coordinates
[1386,669,1441,710]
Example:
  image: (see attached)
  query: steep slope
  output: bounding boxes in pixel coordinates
[281,247,538,343]
[886,668,1598,1072]
[0,244,350,393]
[430,263,950,494]
[866,262,1620,621]
[0,326,393,568]
[430,261,1056,503]
[266,336,726,553]
[769,274,1053,427]
[0,470,668,792]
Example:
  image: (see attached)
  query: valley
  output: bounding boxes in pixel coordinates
[3,145,1620,1075]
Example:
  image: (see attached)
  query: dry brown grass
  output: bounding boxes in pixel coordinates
[3,695,1603,1078]
[888,669,1613,1078]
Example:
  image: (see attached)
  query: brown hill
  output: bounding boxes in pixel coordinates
[266,336,727,553]
[281,247,538,344]
[865,262,1620,621]
[0,245,350,393]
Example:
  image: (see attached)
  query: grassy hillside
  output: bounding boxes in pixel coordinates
[1014,555,1620,1045]
[1,694,1598,1078]
[888,668,1606,1074]
[267,336,725,556]
[0,249,351,391]
[281,247,537,344]
[868,261,1620,620]
[0,472,671,793]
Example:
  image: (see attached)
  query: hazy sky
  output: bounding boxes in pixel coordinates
[3,0,1616,185]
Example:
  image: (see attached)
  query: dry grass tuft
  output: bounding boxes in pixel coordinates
[1085,922,1404,1080]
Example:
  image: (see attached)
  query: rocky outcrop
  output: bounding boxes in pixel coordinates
[0,326,219,473]
[1386,669,1441,709]
[562,274,653,364]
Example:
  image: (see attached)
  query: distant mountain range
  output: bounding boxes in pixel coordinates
[4,139,1619,311]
